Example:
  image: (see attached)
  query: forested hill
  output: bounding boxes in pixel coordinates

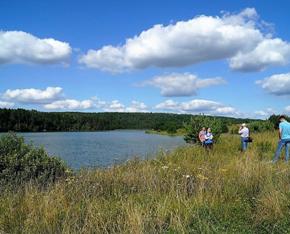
[0,108,256,132]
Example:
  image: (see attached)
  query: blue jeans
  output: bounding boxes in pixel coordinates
[241,137,248,151]
[272,139,290,162]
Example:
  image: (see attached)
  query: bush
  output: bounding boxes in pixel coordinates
[268,114,290,129]
[183,115,227,143]
[229,121,275,134]
[248,121,275,133]
[0,133,70,187]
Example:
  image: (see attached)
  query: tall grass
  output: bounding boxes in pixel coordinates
[1,131,290,233]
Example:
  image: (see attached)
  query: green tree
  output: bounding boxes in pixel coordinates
[184,115,227,143]
[0,133,70,187]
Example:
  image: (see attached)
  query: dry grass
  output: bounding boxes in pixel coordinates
[1,131,290,233]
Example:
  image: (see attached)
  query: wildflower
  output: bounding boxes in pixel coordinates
[162,166,169,169]
[183,175,191,178]
[174,167,181,171]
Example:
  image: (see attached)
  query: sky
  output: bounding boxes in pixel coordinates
[1,0,290,119]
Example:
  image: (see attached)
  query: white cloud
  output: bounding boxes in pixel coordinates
[230,39,290,71]
[285,106,290,113]
[256,73,290,96]
[104,100,125,112]
[155,99,239,116]
[0,31,71,65]
[44,99,94,110]
[254,108,276,118]
[142,73,226,96]
[104,100,148,112]
[155,100,179,110]
[44,98,148,112]
[125,101,148,112]
[2,87,63,104]
[79,8,289,73]
[0,101,14,108]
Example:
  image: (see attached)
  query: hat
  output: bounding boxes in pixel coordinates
[242,123,246,127]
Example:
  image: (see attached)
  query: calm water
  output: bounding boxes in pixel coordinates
[16,130,185,169]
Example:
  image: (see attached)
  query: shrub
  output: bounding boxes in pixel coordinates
[183,115,227,143]
[0,133,70,187]
[229,121,275,134]
[268,114,290,129]
[248,121,275,133]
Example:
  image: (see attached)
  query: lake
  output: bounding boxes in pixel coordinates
[17,130,185,169]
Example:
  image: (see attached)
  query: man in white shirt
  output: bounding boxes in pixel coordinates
[239,123,249,151]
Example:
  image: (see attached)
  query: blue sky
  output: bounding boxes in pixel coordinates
[1,0,290,118]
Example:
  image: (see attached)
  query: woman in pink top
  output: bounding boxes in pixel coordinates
[198,127,206,146]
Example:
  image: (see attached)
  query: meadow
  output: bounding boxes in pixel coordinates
[1,131,290,233]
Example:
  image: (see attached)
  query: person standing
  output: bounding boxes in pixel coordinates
[272,115,290,163]
[239,123,249,151]
[198,127,206,146]
[204,128,213,150]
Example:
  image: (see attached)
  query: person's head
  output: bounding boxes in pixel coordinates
[279,115,287,122]
[241,123,246,128]
[207,128,211,133]
[202,127,206,131]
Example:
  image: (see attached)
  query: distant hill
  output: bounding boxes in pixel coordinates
[0,108,258,132]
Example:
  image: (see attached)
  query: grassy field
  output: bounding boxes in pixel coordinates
[1,131,290,233]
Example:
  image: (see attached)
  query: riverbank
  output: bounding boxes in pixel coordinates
[1,131,290,233]
[145,128,186,137]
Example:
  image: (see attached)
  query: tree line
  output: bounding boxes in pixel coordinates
[0,108,257,133]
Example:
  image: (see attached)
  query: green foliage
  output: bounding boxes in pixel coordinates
[183,115,228,143]
[0,133,69,187]
[0,108,257,133]
[229,121,275,134]
[248,120,275,133]
[268,114,290,129]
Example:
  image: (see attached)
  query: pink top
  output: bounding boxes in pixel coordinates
[199,130,206,142]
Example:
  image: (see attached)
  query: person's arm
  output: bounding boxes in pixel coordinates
[279,127,282,140]
[238,127,243,134]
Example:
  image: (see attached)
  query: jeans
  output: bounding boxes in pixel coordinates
[241,137,248,151]
[272,139,290,162]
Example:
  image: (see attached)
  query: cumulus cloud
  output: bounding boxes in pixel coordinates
[256,73,290,96]
[79,8,290,73]
[44,99,94,110]
[230,39,290,71]
[0,101,14,108]
[155,100,179,110]
[285,106,290,113]
[104,100,148,112]
[0,31,71,65]
[155,99,238,116]
[126,101,148,112]
[43,97,148,112]
[254,108,276,118]
[142,73,226,96]
[104,100,126,112]
[2,87,63,104]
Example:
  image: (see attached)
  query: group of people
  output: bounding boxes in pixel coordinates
[197,124,250,151]
[196,115,290,163]
[198,127,213,150]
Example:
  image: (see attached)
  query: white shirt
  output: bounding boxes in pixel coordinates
[239,127,249,138]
